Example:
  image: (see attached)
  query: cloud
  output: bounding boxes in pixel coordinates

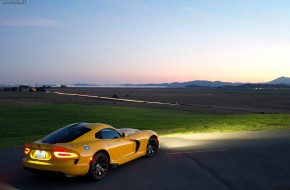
[0,18,65,27]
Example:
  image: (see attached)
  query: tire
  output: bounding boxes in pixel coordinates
[146,137,159,157]
[89,152,109,181]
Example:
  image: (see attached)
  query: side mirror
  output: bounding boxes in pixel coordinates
[122,133,128,138]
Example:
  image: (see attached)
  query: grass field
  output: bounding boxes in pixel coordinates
[1,103,290,147]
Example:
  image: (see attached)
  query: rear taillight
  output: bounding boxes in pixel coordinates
[24,147,30,154]
[53,151,78,159]
[24,144,30,154]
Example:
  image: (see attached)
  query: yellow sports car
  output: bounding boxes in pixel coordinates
[23,122,159,180]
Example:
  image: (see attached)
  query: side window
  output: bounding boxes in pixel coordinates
[97,128,121,139]
[95,131,103,139]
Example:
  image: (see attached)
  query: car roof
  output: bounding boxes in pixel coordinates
[84,123,115,131]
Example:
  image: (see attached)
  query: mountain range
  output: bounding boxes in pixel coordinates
[119,76,290,88]
[268,76,290,85]
[3,77,289,88]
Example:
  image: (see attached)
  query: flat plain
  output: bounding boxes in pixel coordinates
[51,87,290,114]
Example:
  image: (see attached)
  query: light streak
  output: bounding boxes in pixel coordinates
[54,91,178,105]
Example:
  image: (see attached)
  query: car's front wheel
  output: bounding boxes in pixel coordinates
[89,152,109,181]
[146,137,159,157]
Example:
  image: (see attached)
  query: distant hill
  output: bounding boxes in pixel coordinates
[125,77,290,88]
[268,76,290,85]
[120,80,243,88]
[182,80,242,87]
[71,83,99,87]
[219,83,290,89]
[29,76,288,88]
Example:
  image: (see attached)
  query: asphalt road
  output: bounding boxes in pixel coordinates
[1,130,290,190]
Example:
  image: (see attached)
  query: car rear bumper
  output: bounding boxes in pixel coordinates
[23,158,89,176]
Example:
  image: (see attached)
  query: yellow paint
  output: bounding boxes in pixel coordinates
[27,160,52,165]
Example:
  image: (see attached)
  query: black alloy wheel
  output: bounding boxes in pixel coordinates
[89,152,109,181]
[146,137,159,157]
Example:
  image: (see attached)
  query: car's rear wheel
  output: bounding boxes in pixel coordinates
[89,152,109,181]
[146,137,159,157]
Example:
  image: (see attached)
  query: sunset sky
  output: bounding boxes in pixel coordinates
[1,0,290,85]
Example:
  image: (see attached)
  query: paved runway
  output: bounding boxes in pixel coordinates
[1,130,290,190]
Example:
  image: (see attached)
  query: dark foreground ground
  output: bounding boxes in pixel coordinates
[1,130,290,190]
